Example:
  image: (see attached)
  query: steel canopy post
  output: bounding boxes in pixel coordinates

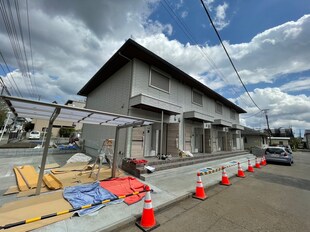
[111,126,120,178]
[35,107,60,195]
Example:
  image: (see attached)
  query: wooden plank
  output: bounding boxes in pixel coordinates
[43,174,63,190]
[3,186,19,195]
[39,163,60,169]
[13,167,29,192]
[15,165,39,189]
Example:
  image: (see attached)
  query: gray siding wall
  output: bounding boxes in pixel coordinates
[131,59,240,125]
[83,62,132,156]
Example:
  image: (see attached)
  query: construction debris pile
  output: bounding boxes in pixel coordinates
[0,153,147,232]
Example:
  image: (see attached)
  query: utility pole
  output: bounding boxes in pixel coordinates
[263,109,272,145]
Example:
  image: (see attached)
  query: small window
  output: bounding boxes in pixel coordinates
[215,102,223,114]
[149,68,170,93]
[192,90,203,106]
[230,109,236,120]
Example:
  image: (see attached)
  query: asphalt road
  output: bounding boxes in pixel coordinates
[117,151,310,232]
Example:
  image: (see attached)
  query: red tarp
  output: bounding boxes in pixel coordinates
[100,177,146,205]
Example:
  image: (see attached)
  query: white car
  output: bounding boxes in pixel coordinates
[29,131,40,140]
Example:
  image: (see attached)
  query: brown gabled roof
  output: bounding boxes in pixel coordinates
[78,39,246,113]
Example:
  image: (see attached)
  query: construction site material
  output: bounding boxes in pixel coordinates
[51,162,90,174]
[0,191,73,232]
[0,189,148,231]
[192,172,207,200]
[236,162,246,178]
[220,166,231,186]
[66,153,92,163]
[89,155,104,180]
[17,187,50,198]
[3,186,19,196]
[39,163,60,169]
[135,185,159,231]
[63,182,122,216]
[100,176,146,205]
[13,165,39,191]
[43,173,63,190]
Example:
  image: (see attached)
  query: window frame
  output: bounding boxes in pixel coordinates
[192,89,203,107]
[149,67,171,94]
[230,109,236,120]
[215,101,223,115]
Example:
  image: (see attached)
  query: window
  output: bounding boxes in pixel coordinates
[215,102,222,114]
[192,90,203,106]
[230,109,236,120]
[149,68,170,93]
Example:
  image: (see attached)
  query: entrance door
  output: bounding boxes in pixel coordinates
[204,129,212,153]
[167,123,179,156]
[194,128,203,153]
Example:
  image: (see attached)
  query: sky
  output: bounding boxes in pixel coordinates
[0,0,309,136]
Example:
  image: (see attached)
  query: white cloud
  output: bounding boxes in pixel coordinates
[280,77,310,92]
[214,2,230,30]
[181,11,188,18]
[238,88,310,130]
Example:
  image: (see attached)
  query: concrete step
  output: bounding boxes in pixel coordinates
[137,151,249,176]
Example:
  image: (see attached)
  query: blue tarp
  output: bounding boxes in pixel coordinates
[63,182,123,216]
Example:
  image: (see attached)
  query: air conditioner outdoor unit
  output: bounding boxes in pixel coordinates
[204,123,211,129]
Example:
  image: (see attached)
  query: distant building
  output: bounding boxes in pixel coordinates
[32,100,85,136]
[268,137,291,146]
[305,130,310,149]
[241,127,268,151]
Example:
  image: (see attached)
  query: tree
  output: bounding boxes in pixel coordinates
[0,99,8,128]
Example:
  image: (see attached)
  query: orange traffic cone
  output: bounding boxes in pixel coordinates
[236,162,246,178]
[247,159,254,172]
[193,172,208,200]
[261,155,267,166]
[255,157,261,168]
[135,185,160,231]
[220,166,231,186]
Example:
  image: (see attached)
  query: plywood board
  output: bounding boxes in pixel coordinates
[43,173,63,190]
[51,162,90,174]
[15,165,39,189]
[39,163,60,169]
[3,186,19,195]
[16,186,50,198]
[0,191,73,232]
[13,167,29,191]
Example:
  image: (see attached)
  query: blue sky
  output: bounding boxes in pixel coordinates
[0,0,309,136]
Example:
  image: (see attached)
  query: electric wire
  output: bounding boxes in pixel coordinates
[0,51,22,97]
[161,0,254,109]
[199,0,262,112]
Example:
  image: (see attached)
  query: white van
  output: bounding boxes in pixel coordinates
[29,131,40,140]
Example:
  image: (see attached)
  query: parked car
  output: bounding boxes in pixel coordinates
[264,146,294,166]
[29,131,41,140]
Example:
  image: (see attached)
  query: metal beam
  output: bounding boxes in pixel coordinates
[35,107,61,195]
[111,126,120,177]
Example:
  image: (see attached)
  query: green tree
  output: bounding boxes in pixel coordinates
[0,99,8,128]
[59,127,75,137]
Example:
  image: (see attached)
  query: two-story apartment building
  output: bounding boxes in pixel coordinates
[78,39,246,158]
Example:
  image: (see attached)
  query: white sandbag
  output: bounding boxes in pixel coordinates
[67,153,92,163]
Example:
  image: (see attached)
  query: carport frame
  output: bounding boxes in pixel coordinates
[1,95,155,195]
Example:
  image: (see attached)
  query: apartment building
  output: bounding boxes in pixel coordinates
[78,39,246,158]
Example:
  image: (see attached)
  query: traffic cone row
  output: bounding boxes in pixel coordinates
[236,162,246,178]
[193,172,208,200]
[220,166,231,186]
[136,185,160,231]
[255,157,261,168]
[260,155,267,166]
[247,159,254,172]
[137,158,265,230]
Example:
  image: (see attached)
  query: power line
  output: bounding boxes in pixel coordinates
[199,0,262,112]
[161,0,254,109]
[0,51,22,97]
